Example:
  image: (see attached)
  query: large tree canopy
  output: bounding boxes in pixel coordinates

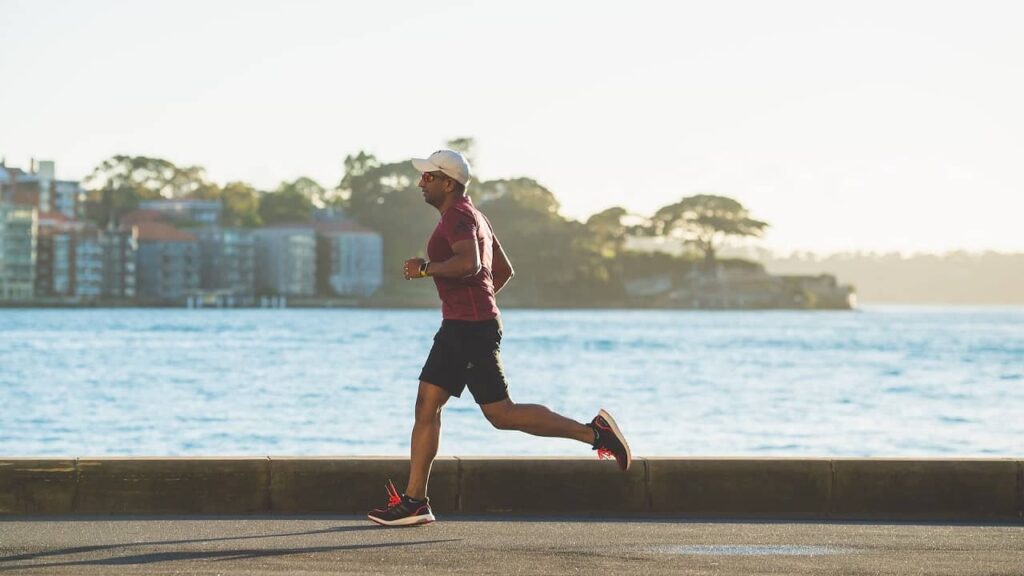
[651,194,768,270]
[475,178,618,303]
[475,177,560,215]
[586,207,630,258]
[259,181,315,225]
[276,176,329,208]
[83,155,217,227]
[339,151,381,197]
[220,181,263,227]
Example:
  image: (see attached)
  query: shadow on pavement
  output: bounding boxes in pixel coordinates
[0,524,433,569]
[0,539,459,572]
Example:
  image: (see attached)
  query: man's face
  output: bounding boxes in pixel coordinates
[419,171,451,208]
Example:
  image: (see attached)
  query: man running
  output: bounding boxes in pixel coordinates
[367,149,630,527]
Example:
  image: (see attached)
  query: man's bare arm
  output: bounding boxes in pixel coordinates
[403,239,480,280]
[491,234,514,294]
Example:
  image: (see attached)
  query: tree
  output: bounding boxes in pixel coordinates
[338,150,621,304]
[585,207,629,258]
[82,155,221,227]
[169,165,219,199]
[85,155,177,196]
[259,183,314,225]
[83,156,175,227]
[475,177,560,214]
[275,177,327,208]
[220,181,263,227]
[651,194,768,271]
[86,155,216,199]
[338,151,381,206]
[345,160,422,217]
[476,178,619,304]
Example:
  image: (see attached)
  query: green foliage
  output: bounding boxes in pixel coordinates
[85,155,177,197]
[220,182,263,227]
[254,176,328,224]
[475,178,618,304]
[651,194,768,268]
[81,146,782,307]
[339,151,380,193]
[338,153,775,304]
[474,178,560,214]
[82,155,217,227]
[276,176,329,208]
[343,159,437,287]
[168,165,219,199]
[586,207,629,258]
[259,186,314,225]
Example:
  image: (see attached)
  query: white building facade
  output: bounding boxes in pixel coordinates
[253,227,316,297]
[322,228,383,297]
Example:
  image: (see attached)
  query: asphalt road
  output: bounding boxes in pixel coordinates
[1,516,1022,575]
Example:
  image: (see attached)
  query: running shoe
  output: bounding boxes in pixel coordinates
[589,409,632,471]
[367,479,435,527]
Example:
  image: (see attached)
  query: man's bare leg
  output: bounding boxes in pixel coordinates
[406,381,450,500]
[480,399,594,444]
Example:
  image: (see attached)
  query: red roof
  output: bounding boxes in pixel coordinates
[37,212,87,234]
[119,210,166,227]
[132,221,197,243]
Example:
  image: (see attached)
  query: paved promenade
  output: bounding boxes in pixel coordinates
[1,516,1021,575]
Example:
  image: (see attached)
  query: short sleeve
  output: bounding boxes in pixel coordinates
[443,208,478,244]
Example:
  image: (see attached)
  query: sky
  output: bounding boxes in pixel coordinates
[2,0,1022,254]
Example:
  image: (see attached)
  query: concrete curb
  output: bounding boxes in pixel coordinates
[1,458,1021,522]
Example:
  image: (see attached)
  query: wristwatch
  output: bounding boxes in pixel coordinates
[419,261,430,278]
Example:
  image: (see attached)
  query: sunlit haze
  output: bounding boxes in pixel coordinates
[2,0,1022,254]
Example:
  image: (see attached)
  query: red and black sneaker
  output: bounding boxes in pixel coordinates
[589,409,632,471]
[367,480,435,527]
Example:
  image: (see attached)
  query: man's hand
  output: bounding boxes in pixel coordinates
[403,258,427,280]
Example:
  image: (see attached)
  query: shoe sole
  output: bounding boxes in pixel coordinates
[367,512,436,527]
[599,408,632,471]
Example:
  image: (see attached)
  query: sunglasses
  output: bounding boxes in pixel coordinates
[421,171,449,183]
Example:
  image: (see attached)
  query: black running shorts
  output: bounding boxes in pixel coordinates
[419,318,509,405]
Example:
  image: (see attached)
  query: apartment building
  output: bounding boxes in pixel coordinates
[0,203,37,301]
[0,160,82,219]
[132,221,199,302]
[315,220,383,297]
[253,226,316,297]
[194,227,256,298]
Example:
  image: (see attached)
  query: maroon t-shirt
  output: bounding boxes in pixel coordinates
[427,195,500,321]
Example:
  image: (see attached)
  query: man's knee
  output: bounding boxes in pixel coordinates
[414,400,440,424]
[414,383,446,423]
[482,401,516,430]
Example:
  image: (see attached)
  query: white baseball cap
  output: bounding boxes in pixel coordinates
[411,149,472,186]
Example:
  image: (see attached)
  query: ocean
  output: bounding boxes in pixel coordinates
[1,306,1021,457]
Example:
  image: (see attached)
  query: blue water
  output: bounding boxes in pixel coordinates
[1,307,1021,457]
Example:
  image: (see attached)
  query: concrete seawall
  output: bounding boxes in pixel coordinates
[2,457,1022,522]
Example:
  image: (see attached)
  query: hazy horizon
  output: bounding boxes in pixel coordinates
[3,0,1022,254]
